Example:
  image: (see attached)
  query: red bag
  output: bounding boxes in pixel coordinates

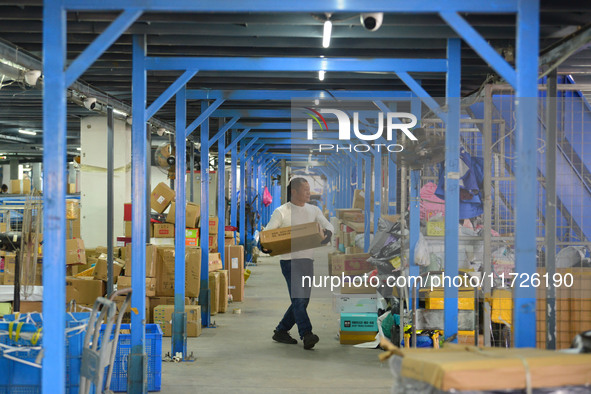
[263,186,273,207]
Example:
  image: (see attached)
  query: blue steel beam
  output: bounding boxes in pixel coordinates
[224,128,251,154]
[146,70,198,120]
[129,34,148,393]
[238,137,260,159]
[230,136,238,227]
[364,155,371,251]
[396,72,443,117]
[200,100,211,327]
[513,0,539,348]
[440,12,517,88]
[189,90,414,100]
[65,0,519,12]
[65,8,142,87]
[186,98,225,138]
[42,1,66,392]
[172,86,187,358]
[218,123,226,268]
[239,139,246,247]
[209,116,239,145]
[444,38,461,343]
[146,57,447,73]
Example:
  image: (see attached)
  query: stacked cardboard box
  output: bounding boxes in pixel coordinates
[260,222,324,256]
[154,246,201,297]
[225,245,245,302]
[339,312,378,345]
[153,304,202,337]
[167,201,200,228]
[209,271,220,315]
[148,296,190,323]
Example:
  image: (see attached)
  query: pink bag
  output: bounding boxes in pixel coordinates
[263,186,273,207]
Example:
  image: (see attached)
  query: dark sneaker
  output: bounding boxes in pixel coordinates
[303,332,319,350]
[273,330,297,344]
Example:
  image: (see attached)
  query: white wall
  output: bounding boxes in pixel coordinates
[80,116,131,248]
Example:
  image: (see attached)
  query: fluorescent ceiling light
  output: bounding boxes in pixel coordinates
[113,108,128,117]
[322,20,332,48]
[318,70,325,81]
[18,129,37,136]
[76,147,81,151]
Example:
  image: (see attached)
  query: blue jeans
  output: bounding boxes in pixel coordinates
[276,259,314,339]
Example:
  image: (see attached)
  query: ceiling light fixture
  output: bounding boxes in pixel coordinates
[318,70,325,81]
[322,20,332,48]
[76,147,81,151]
[18,129,37,136]
[113,108,128,117]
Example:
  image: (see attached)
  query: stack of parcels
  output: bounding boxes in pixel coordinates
[153,304,202,337]
[385,345,591,393]
[334,290,379,345]
[208,251,229,315]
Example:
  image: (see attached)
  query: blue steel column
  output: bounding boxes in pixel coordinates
[444,38,461,342]
[42,1,66,392]
[514,0,539,348]
[172,86,187,358]
[408,170,421,306]
[218,125,226,267]
[200,100,211,327]
[364,155,371,252]
[239,139,246,246]
[230,133,238,227]
[130,34,148,393]
[374,150,381,233]
[388,103,398,215]
[356,153,363,197]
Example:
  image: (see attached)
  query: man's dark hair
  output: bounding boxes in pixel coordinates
[286,177,308,202]
[0,184,7,192]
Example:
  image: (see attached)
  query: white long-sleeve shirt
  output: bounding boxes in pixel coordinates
[264,202,334,260]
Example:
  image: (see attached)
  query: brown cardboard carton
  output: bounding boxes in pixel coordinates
[124,244,158,278]
[113,296,150,324]
[148,296,190,323]
[328,252,344,276]
[207,217,219,235]
[155,246,201,297]
[3,254,16,285]
[11,179,20,194]
[22,179,31,194]
[260,222,324,256]
[150,182,175,214]
[208,235,218,253]
[208,252,223,272]
[209,271,220,315]
[0,222,6,232]
[93,257,125,281]
[65,277,105,304]
[153,223,174,238]
[19,301,43,313]
[218,270,229,313]
[343,253,372,275]
[117,276,156,297]
[166,202,201,228]
[342,212,365,223]
[66,284,79,304]
[153,304,202,337]
[124,221,132,238]
[352,189,374,211]
[66,238,87,265]
[336,209,362,220]
[68,183,76,194]
[225,245,245,302]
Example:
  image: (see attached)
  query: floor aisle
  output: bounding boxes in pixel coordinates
[161,246,392,393]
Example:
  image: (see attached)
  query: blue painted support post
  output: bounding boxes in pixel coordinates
[230,132,238,227]
[42,1,66,392]
[388,103,398,215]
[172,86,187,358]
[239,139,246,247]
[408,170,421,308]
[364,155,371,252]
[374,149,382,233]
[129,34,148,393]
[218,123,226,267]
[356,153,363,195]
[199,100,211,327]
[444,38,461,343]
[513,0,539,348]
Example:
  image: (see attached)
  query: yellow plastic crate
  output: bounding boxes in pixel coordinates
[426,221,445,236]
[424,289,475,310]
[490,289,512,325]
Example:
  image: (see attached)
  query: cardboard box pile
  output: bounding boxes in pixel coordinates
[339,312,378,345]
[209,271,220,315]
[218,270,229,313]
[225,245,245,302]
[154,246,201,297]
[150,182,175,214]
[260,222,325,256]
[154,304,202,337]
[167,202,200,228]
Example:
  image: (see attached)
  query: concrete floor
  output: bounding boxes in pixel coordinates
[161,246,392,393]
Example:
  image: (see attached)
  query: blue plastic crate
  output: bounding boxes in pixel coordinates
[0,312,91,394]
[99,323,162,392]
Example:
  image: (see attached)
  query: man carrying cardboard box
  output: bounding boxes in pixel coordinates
[262,178,334,350]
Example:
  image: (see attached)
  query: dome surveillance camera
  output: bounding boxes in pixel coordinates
[24,70,41,86]
[157,127,166,137]
[83,97,97,110]
[360,13,384,31]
